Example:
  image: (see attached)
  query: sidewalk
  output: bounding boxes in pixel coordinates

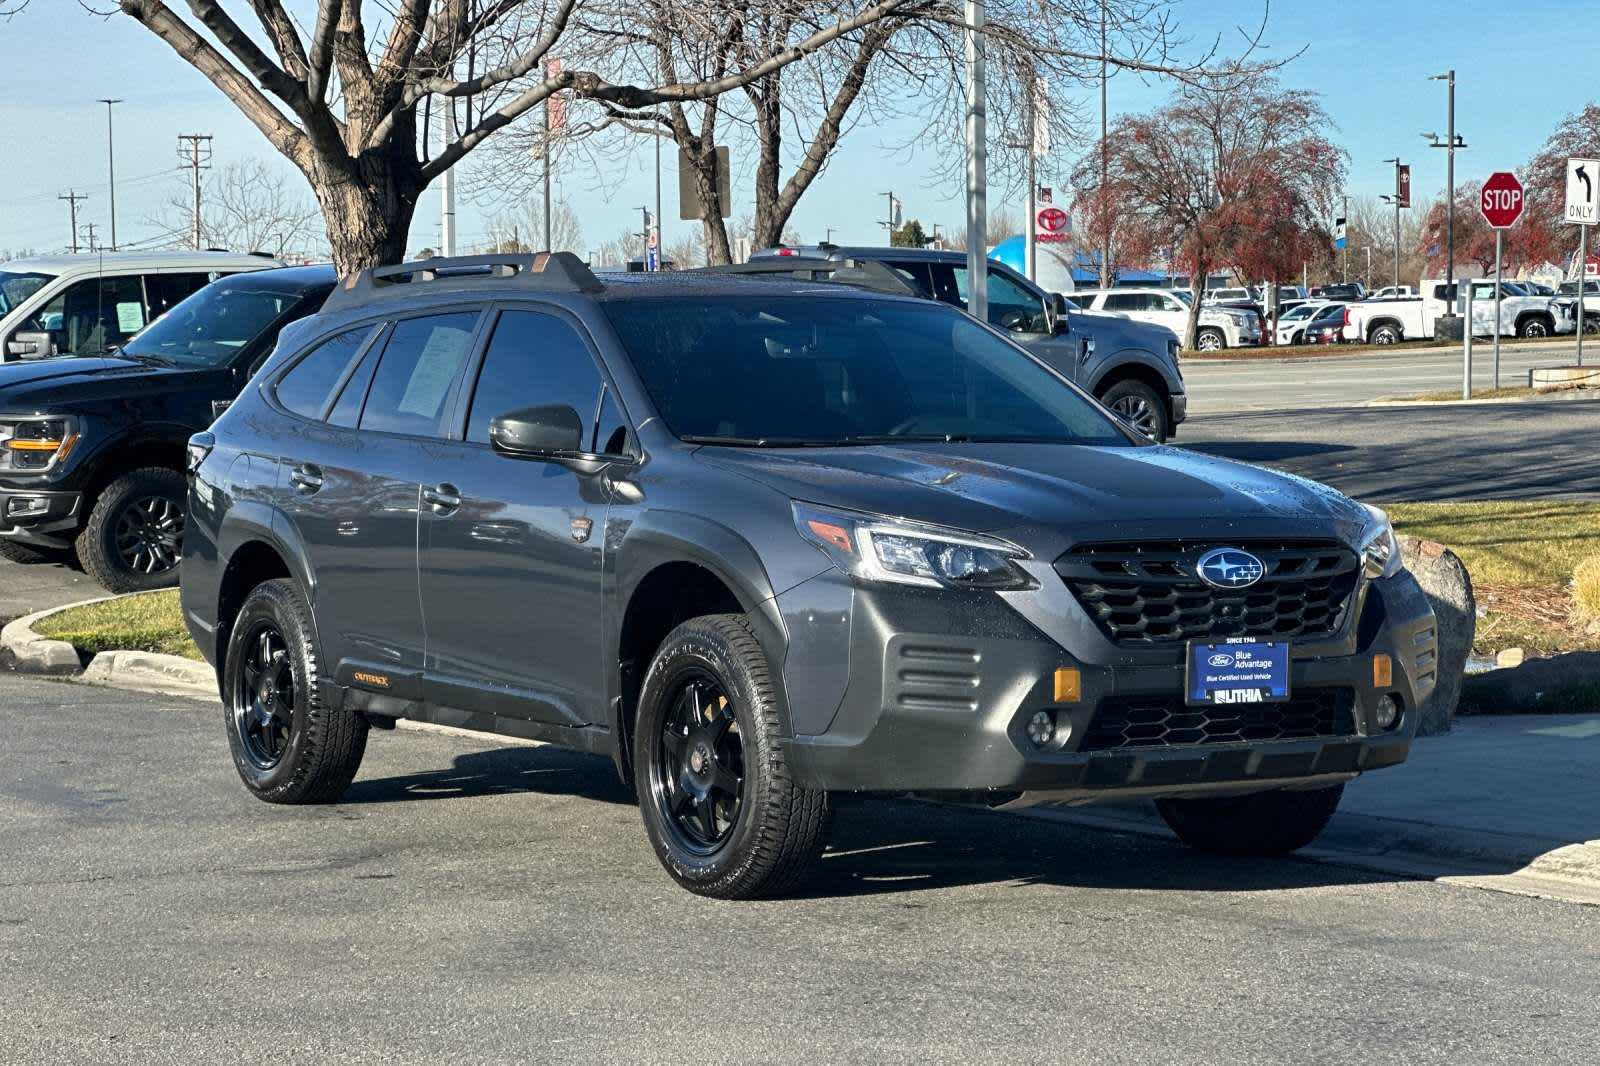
[1031,713,1600,907]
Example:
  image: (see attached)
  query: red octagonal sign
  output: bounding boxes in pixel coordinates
[1480,171,1525,229]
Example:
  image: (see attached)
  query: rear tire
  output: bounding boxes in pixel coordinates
[222,578,367,804]
[1369,324,1401,345]
[1098,379,1168,442]
[635,614,830,899]
[75,467,187,593]
[1155,784,1344,857]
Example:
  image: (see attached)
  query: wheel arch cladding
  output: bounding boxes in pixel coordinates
[79,433,189,503]
[612,512,798,765]
[1092,358,1174,402]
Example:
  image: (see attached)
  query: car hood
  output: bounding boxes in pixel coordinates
[700,442,1374,556]
[0,356,213,412]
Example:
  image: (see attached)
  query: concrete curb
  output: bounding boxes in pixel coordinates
[1023,804,1600,908]
[0,597,118,674]
[1365,389,1599,408]
[79,649,217,701]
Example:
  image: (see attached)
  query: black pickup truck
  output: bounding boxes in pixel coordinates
[0,265,334,592]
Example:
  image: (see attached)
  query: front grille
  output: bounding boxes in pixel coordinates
[1056,539,1360,645]
[1081,688,1356,751]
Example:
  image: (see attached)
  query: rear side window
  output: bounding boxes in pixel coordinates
[147,273,213,316]
[360,312,480,438]
[465,310,604,445]
[274,327,371,420]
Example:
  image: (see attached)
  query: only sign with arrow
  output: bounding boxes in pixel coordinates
[1566,157,1599,224]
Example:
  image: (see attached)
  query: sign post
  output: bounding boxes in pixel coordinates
[1566,157,1600,365]
[1479,171,1525,390]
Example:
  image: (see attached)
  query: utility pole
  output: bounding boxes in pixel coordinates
[654,110,663,268]
[58,191,86,254]
[83,222,98,253]
[964,0,988,324]
[441,103,457,256]
[1342,194,1349,283]
[880,190,900,237]
[98,99,122,250]
[176,134,213,251]
[1099,0,1110,289]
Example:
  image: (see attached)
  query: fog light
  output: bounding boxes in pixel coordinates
[1027,710,1056,748]
[7,496,48,517]
[1375,695,1399,731]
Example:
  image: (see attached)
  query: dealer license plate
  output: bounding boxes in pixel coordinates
[1186,639,1290,706]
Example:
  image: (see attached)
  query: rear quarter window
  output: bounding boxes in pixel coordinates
[273,327,373,420]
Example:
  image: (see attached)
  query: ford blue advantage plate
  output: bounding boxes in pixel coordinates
[1187,639,1290,706]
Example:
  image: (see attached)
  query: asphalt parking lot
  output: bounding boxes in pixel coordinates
[3,676,1598,1065]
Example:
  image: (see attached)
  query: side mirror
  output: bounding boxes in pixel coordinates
[489,404,586,458]
[6,331,55,360]
[1050,293,1071,334]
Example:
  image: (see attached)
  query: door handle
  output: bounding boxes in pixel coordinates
[422,483,462,515]
[288,463,323,494]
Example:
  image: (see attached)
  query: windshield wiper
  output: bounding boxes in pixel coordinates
[119,350,177,368]
[681,434,824,448]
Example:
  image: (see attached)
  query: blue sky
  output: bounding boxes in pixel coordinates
[0,1,1590,258]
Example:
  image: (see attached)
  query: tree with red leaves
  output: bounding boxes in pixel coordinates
[1417,185,1499,279]
[1516,104,1600,275]
[1084,76,1344,347]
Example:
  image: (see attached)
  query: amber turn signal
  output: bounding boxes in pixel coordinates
[1372,654,1393,689]
[1053,667,1082,703]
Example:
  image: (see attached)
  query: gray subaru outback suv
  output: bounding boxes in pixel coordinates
[183,253,1436,899]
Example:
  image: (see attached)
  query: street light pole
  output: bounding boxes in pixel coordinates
[1425,72,1465,333]
[964,0,988,324]
[98,99,121,251]
[1099,0,1110,289]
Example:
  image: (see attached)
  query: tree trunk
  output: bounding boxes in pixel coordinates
[308,151,422,274]
[1184,269,1207,350]
[687,152,732,265]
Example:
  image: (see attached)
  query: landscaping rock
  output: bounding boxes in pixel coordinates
[1496,647,1526,669]
[1461,651,1600,715]
[1399,536,1476,735]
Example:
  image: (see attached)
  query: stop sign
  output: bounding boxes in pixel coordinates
[1480,171,1525,229]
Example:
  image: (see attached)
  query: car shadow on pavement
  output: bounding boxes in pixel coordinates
[342,744,636,808]
[1183,438,1357,464]
[797,795,1402,899]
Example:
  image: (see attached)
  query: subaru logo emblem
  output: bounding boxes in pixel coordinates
[1196,547,1265,589]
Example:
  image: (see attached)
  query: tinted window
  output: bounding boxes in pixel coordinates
[147,273,213,316]
[327,342,381,428]
[595,388,633,456]
[1102,293,1145,312]
[604,296,1128,446]
[950,266,1049,331]
[360,312,479,437]
[274,327,372,420]
[465,310,604,444]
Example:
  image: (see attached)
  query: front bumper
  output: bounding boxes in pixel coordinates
[779,567,1436,802]
[0,486,81,546]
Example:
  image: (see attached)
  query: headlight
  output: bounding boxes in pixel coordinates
[0,417,78,473]
[1359,505,1404,579]
[793,502,1036,591]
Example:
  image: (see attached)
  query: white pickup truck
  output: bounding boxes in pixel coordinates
[1342,278,1577,344]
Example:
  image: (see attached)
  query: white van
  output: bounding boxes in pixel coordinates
[0,251,281,362]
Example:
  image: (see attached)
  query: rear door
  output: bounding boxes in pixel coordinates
[414,305,617,728]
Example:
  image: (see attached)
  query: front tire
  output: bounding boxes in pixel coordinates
[1195,327,1226,352]
[635,614,830,899]
[1099,379,1168,442]
[0,539,69,565]
[223,578,367,804]
[1517,316,1551,339]
[1156,784,1344,856]
[75,467,187,593]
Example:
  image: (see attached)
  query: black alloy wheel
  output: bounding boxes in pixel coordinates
[651,671,745,854]
[113,493,185,577]
[232,620,296,771]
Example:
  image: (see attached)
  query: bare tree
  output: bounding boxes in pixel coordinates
[147,158,324,257]
[592,227,644,267]
[479,197,585,253]
[99,0,920,272]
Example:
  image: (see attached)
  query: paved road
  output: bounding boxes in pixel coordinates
[3,676,1597,1065]
[0,554,96,626]
[1184,340,1588,413]
[1178,398,1600,502]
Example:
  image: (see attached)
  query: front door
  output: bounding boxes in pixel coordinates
[416,307,613,728]
[937,263,1083,380]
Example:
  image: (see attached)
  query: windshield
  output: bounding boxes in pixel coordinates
[1172,290,1193,306]
[122,281,304,368]
[604,295,1133,447]
[0,270,53,316]
[1282,305,1316,321]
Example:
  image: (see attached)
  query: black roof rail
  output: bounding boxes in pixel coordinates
[694,257,927,299]
[322,251,603,313]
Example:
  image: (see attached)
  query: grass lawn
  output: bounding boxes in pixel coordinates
[35,589,203,661]
[1388,501,1600,656]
